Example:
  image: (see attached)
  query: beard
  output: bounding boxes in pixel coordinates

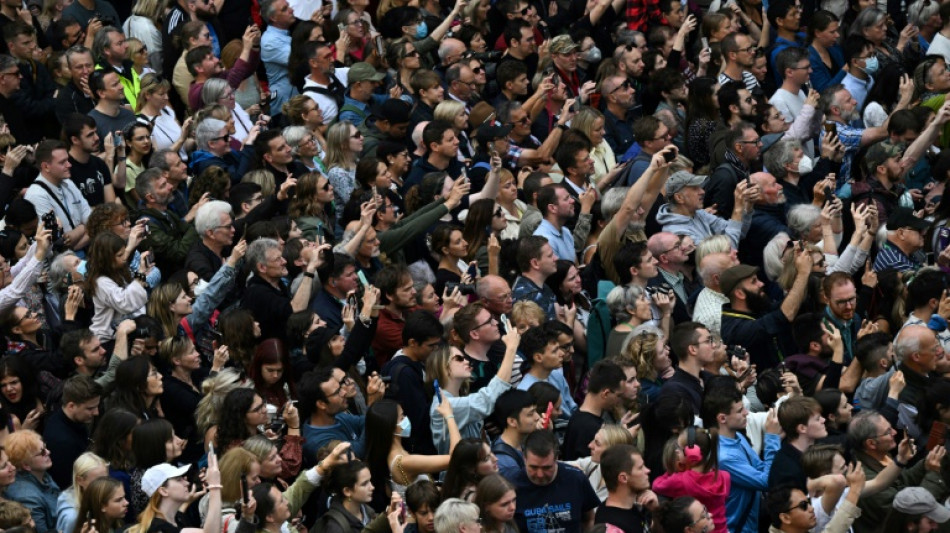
[741,287,772,315]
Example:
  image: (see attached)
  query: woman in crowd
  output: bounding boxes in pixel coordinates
[136,74,189,155]
[808,10,846,92]
[283,125,323,173]
[56,453,109,533]
[568,424,637,500]
[572,108,615,185]
[216,308,261,373]
[605,284,672,356]
[441,439,498,501]
[431,224,471,296]
[685,78,721,171]
[90,409,139,502]
[128,419,185,517]
[86,205,160,288]
[122,122,154,205]
[122,0,162,71]
[86,233,150,345]
[494,170,524,241]
[434,101,473,162]
[322,459,377,533]
[848,7,914,74]
[290,172,336,243]
[126,449,223,533]
[72,477,128,533]
[0,356,45,431]
[461,199,504,275]
[212,388,302,474]
[108,356,164,420]
[202,79,256,147]
[326,121,364,223]
[249,338,296,409]
[386,40,422,102]
[474,474,518,533]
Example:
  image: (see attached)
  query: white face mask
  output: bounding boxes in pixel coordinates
[797,155,814,175]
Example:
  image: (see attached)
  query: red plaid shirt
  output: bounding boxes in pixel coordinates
[625,0,662,31]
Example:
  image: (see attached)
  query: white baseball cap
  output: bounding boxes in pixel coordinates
[141,463,191,497]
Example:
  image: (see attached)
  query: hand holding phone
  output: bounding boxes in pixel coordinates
[542,401,553,429]
[434,378,443,403]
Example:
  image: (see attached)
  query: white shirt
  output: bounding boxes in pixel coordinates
[930,32,950,63]
[24,175,91,231]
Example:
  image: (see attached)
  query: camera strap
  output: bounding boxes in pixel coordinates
[34,181,76,229]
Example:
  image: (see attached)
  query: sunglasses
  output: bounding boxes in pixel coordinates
[472,66,484,74]
[351,131,363,139]
[783,500,811,513]
[494,207,504,217]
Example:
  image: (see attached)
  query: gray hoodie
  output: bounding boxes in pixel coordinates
[654,203,752,248]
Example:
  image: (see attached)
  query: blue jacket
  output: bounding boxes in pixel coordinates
[808,45,846,93]
[189,146,255,184]
[6,470,61,533]
[720,432,780,533]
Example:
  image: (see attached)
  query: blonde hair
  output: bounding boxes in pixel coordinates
[130,0,164,20]
[127,491,166,533]
[425,345,470,397]
[69,452,108,505]
[324,121,356,169]
[219,448,258,503]
[571,107,604,143]
[695,234,731,268]
[599,424,636,447]
[136,73,171,113]
[620,326,664,381]
[434,100,466,126]
[242,169,276,197]
[511,301,546,330]
[195,369,247,434]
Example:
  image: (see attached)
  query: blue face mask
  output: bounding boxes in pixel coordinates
[861,55,879,76]
[396,416,412,437]
[415,21,428,39]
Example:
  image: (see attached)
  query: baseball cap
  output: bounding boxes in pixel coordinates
[761,132,785,154]
[893,487,950,523]
[720,264,759,297]
[549,35,580,55]
[666,171,707,197]
[347,62,385,84]
[141,463,191,497]
[372,99,411,123]
[864,140,905,174]
[888,207,929,232]
[476,122,512,145]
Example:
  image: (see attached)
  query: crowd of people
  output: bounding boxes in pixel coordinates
[0,0,946,531]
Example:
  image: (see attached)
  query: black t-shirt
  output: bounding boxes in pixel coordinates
[562,410,604,461]
[514,463,600,533]
[147,517,180,533]
[68,154,112,207]
[594,505,650,533]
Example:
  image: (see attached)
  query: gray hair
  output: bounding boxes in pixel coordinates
[847,410,885,451]
[763,232,791,281]
[246,238,281,274]
[615,29,643,46]
[434,499,480,533]
[148,148,176,171]
[195,200,232,235]
[848,7,887,37]
[909,0,940,27]
[698,253,730,286]
[282,125,310,154]
[787,204,821,240]
[763,139,800,180]
[601,187,628,219]
[893,328,923,364]
[48,251,79,294]
[195,118,227,151]
[91,26,121,62]
[134,168,164,202]
[260,0,280,22]
[495,101,523,125]
[64,45,93,68]
[0,54,16,74]
[695,234,731,267]
[200,77,229,106]
[606,284,646,322]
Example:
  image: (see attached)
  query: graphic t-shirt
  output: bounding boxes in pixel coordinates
[514,463,600,533]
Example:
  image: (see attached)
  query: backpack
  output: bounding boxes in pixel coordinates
[383,358,410,400]
[314,508,351,533]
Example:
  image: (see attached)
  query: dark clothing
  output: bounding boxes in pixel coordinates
[720,305,793,370]
[562,410,604,461]
[513,462,600,533]
[408,100,435,133]
[0,94,32,148]
[402,156,464,195]
[739,204,789,270]
[160,372,205,462]
[68,154,113,207]
[137,207,200,279]
[12,59,59,141]
[43,408,89,489]
[704,157,749,219]
[768,441,807,490]
[603,107,637,155]
[656,367,712,417]
[241,275,295,341]
[310,289,344,336]
[594,505,650,533]
[54,82,95,125]
[264,160,310,189]
[382,355,436,455]
[184,241,224,282]
[189,147,255,183]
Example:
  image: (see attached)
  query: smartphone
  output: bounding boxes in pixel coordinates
[489,143,499,159]
[663,150,676,163]
[209,442,215,457]
[824,121,837,134]
[346,293,359,309]
[143,252,153,270]
[114,131,123,147]
[701,37,709,51]
[467,263,478,280]
[500,314,510,334]
[337,22,346,34]
[542,401,553,429]
[374,35,385,58]
[240,475,249,504]
[357,270,369,287]
[434,378,442,403]
[399,502,407,525]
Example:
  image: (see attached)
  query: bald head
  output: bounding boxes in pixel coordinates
[439,38,466,65]
[699,252,734,290]
[647,231,677,257]
[750,171,784,205]
[477,274,513,315]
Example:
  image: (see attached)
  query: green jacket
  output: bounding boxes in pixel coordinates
[379,200,449,262]
[853,449,949,532]
[136,207,199,276]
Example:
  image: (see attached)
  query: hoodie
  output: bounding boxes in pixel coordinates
[655,203,751,249]
[653,469,732,533]
[189,146,255,183]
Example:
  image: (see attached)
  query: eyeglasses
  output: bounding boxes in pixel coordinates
[652,130,672,141]
[783,500,812,513]
[472,66,484,74]
[211,134,230,143]
[833,296,857,307]
[693,337,719,347]
[689,506,711,525]
[403,50,421,58]
[738,45,757,53]
[450,354,466,363]
[475,316,497,329]
[0,70,21,79]
[507,116,531,126]
[610,80,632,94]
[212,224,233,231]
[15,309,35,324]
[320,180,332,191]
[876,427,895,438]
[330,376,353,397]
